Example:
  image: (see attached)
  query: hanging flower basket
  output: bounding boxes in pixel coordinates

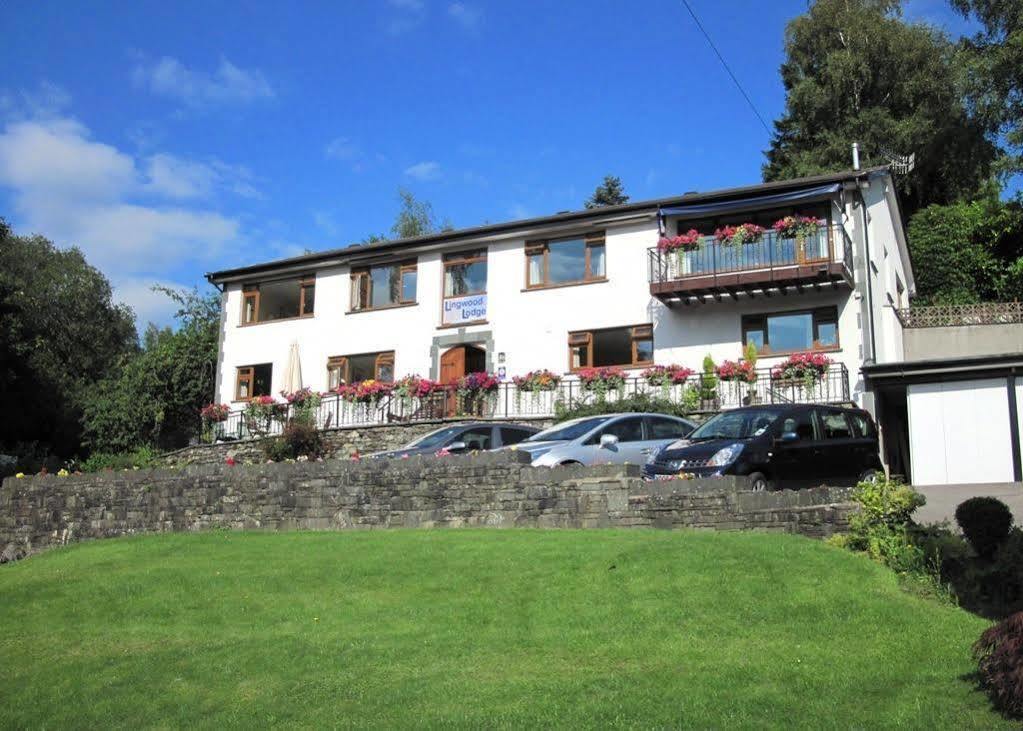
[770,352,832,391]
[578,366,627,402]
[200,403,230,423]
[657,229,702,254]
[245,395,287,436]
[716,360,758,384]
[641,364,694,387]
[714,223,764,247]
[513,369,561,393]
[336,379,394,404]
[457,372,500,416]
[772,214,823,244]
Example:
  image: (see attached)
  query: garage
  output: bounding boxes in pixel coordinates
[865,354,1023,487]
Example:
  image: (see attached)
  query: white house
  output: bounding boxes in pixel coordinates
[206,166,912,423]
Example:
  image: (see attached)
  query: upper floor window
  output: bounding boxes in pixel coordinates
[350,261,417,311]
[526,233,605,289]
[569,323,652,371]
[742,307,838,355]
[444,250,487,297]
[236,363,272,400]
[327,351,395,389]
[241,277,314,325]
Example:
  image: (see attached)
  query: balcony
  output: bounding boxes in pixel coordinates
[648,223,854,305]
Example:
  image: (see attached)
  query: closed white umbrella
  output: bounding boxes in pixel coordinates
[283,341,303,394]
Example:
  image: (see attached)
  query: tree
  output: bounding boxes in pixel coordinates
[80,286,221,453]
[952,0,1023,176]
[0,221,137,466]
[359,188,451,243]
[906,191,1023,304]
[763,0,998,214]
[585,175,629,209]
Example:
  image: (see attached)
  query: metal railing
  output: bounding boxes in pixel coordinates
[895,302,1023,329]
[647,223,853,285]
[202,364,851,443]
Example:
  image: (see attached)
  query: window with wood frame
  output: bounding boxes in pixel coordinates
[326,351,395,387]
[235,363,272,400]
[568,324,653,370]
[350,261,417,311]
[240,276,315,325]
[526,233,606,288]
[741,307,839,355]
[444,250,487,298]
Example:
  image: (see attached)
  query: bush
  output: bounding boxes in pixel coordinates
[956,497,1014,559]
[79,445,159,473]
[553,392,694,423]
[973,610,1023,718]
[261,421,324,462]
[849,477,925,532]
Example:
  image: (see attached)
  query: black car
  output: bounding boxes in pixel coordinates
[364,422,540,459]
[642,404,882,491]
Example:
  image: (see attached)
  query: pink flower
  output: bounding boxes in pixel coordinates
[225,456,236,466]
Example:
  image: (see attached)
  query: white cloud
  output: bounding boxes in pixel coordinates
[448,2,482,30]
[112,277,190,329]
[0,81,72,120]
[325,137,360,161]
[132,56,275,107]
[0,114,245,322]
[404,160,442,181]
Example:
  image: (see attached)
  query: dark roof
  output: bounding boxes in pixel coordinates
[863,352,1023,382]
[206,166,887,283]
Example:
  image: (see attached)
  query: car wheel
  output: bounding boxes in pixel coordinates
[559,460,583,467]
[858,469,880,485]
[748,472,770,492]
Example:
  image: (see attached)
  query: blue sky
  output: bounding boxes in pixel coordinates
[0,0,978,327]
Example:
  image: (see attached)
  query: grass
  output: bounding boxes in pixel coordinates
[0,530,1010,729]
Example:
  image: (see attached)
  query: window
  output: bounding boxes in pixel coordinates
[526,233,605,288]
[236,363,272,400]
[588,416,644,444]
[444,250,487,297]
[457,426,493,451]
[350,261,417,311]
[240,277,315,324]
[646,416,693,440]
[499,426,536,446]
[327,351,395,387]
[742,307,839,354]
[569,324,652,370]
[780,411,818,441]
[848,412,875,439]
[818,410,852,439]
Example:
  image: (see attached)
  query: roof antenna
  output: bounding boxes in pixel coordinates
[875,143,916,175]
[852,142,860,171]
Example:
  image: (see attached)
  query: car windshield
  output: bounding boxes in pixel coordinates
[688,410,781,441]
[405,426,467,450]
[525,416,613,443]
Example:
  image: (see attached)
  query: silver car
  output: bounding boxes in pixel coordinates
[510,412,697,467]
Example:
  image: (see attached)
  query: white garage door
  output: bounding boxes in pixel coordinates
[908,379,1014,486]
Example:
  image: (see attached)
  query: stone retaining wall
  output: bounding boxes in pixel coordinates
[0,452,855,561]
[157,417,555,467]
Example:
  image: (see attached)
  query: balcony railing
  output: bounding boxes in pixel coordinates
[648,223,854,300]
[202,364,851,444]
[895,302,1023,328]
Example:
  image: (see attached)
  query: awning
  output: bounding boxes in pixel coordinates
[659,182,841,218]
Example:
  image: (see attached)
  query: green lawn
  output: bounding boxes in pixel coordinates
[0,530,1009,729]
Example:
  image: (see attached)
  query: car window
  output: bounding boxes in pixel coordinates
[499,427,535,446]
[848,412,875,438]
[780,411,817,441]
[526,416,613,442]
[646,416,692,440]
[457,426,492,451]
[818,410,852,439]
[590,417,644,444]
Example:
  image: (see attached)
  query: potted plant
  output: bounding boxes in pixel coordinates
[641,364,695,399]
[716,359,758,405]
[772,214,825,260]
[714,223,764,248]
[245,395,286,437]
[770,352,833,392]
[282,387,322,425]
[457,371,500,416]
[393,375,443,417]
[698,355,718,409]
[199,403,230,443]
[657,229,702,276]
[577,366,627,403]
[513,369,561,408]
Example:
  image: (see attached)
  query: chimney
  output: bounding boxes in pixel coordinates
[852,142,861,171]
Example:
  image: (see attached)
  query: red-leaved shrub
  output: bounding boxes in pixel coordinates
[973,610,1023,717]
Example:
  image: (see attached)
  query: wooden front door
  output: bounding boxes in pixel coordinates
[440,345,486,416]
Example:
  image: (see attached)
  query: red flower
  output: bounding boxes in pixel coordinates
[225,456,236,466]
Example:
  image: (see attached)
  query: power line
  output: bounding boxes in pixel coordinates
[679,0,773,137]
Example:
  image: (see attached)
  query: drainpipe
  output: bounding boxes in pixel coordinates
[858,183,878,364]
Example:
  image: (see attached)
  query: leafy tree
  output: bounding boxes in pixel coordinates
[0,221,137,465]
[763,0,998,214]
[81,286,221,453]
[906,191,1023,304]
[952,0,1023,176]
[360,188,451,243]
[585,175,629,208]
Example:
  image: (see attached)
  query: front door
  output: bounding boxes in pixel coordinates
[439,345,486,416]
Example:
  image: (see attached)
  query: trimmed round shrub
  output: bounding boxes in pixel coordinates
[973,610,1023,718]
[955,497,1014,559]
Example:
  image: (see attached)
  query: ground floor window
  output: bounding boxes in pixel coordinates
[568,324,653,370]
[236,363,272,400]
[742,307,838,354]
[327,351,395,388]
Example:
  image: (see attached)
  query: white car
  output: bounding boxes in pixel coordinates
[509,412,697,467]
